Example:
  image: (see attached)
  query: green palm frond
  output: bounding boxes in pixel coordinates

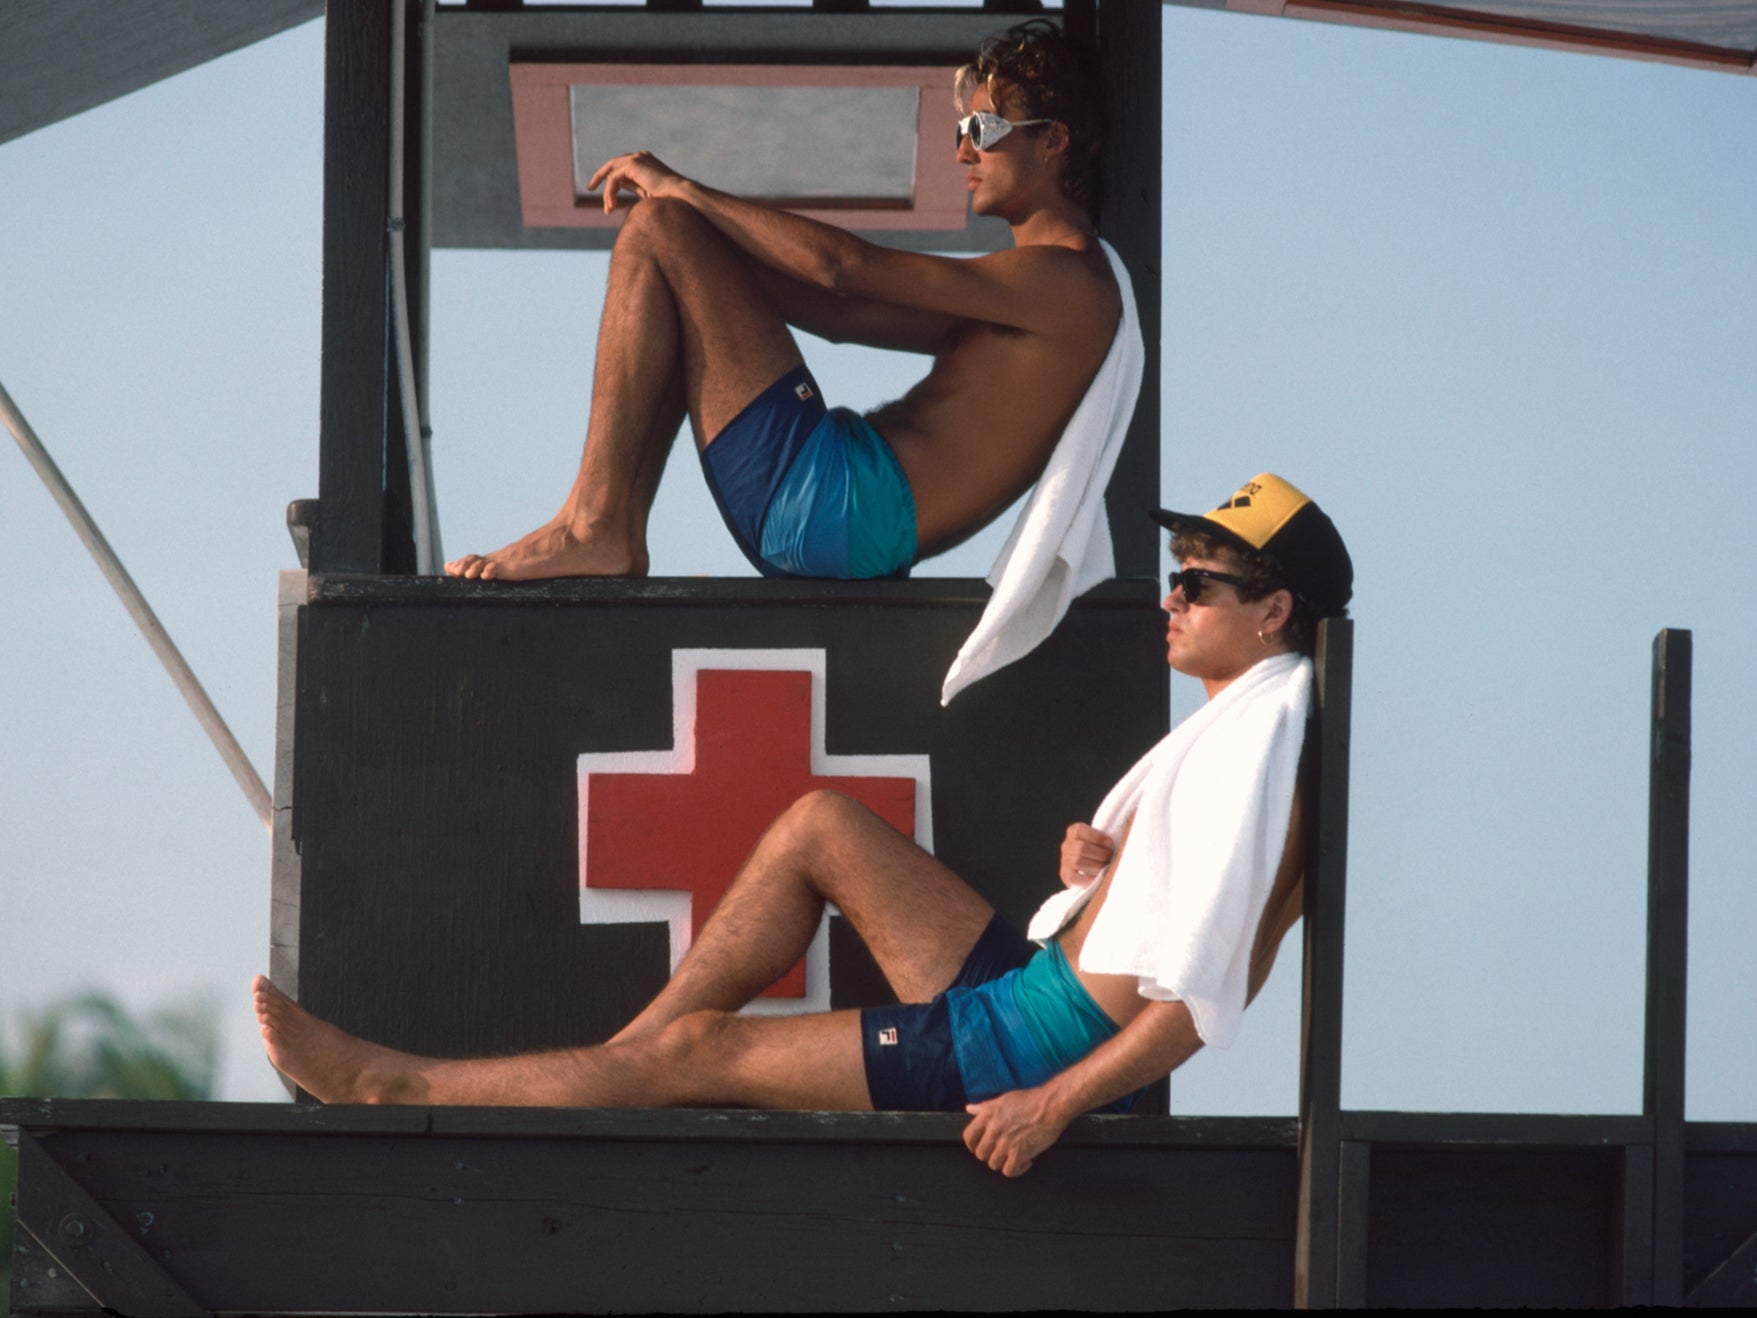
[1,989,222,1298]
[0,989,219,1100]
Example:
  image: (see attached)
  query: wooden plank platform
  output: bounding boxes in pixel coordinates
[7,1100,1755,1313]
[4,1101,1298,1314]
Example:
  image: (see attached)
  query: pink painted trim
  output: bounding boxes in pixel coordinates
[508,63,969,231]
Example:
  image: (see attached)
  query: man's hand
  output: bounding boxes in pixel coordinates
[587,151,686,214]
[963,1087,1073,1178]
[1059,823,1115,887]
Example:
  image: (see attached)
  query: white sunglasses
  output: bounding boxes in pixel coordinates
[955,110,1052,152]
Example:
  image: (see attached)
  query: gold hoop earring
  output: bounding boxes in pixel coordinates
[1258,629,1271,646]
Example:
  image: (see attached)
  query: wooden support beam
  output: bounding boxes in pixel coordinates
[1296,618,1353,1308]
[1336,1139,1371,1307]
[269,569,306,1014]
[407,0,440,566]
[13,1131,207,1317]
[1091,0,1162,579]
[0,0,322,146]
[1645,627,1691,1305]
[1,1101,1301,1313]
[10,1097,1752,1311]
[315,0,406,574]
[1618,1141,1656,1305]
[1687,1226,1757,1308]
[377,0,427,576]
[1338,1110,1651,1146]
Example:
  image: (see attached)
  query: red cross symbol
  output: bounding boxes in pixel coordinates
[581,661,920,998]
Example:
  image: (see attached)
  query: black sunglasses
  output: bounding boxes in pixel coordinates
[1167,567,1250,604]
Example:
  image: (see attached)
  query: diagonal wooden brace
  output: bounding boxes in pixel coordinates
[14,1132,207,1318]
[1686,1226,1757,1308]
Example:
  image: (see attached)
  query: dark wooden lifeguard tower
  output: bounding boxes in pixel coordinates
[5,1,1756,1311]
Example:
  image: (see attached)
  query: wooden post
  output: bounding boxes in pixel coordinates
[1297,618,1354,1307]
[1079,0,1169,1115]
[412,0,440,562]
[1091,0,1162,580]
[377,0,428,575]
[315,0,410,574]
[1644,627,1690,1306]
[1336,1139,1372,1308]
[1619,1140,1656,1305]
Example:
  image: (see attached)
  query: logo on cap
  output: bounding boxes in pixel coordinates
[1207,475,1308,551]
[1214,481,1263,514]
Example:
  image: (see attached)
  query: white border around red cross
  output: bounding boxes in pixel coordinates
[578,648,934,1015]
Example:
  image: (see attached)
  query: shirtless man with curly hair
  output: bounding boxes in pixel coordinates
[444,22,1121,584]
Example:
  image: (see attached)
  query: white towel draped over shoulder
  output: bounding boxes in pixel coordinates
[939,239,1144,706]
[1025,652,1312,1049]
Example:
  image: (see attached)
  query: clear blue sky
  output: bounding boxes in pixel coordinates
[2,6,1752,1116]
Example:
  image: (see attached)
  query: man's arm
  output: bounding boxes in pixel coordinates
[589,152,1105,338]
[752,263,960,356]
[961,1000,1203,1178]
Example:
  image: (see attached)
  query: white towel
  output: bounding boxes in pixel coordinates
[939,239,1145,706]
[1025,652,1311,1049]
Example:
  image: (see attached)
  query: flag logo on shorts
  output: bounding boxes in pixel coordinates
[877,1027,898,1046]
[794,382,814,401]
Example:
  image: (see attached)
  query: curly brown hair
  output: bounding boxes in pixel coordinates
[1170,530,1325,657]
[955,20,1106,221]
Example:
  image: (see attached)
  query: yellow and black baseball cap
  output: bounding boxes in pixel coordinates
[1151,473,1353,613]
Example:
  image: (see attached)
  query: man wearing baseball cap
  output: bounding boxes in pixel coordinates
[255,473,1351,1178]
[1149,470,1353,658]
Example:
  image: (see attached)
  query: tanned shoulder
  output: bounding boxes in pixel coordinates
[980,242,1116,322]
[1022,241,1120,338]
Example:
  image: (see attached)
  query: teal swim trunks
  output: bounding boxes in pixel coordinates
[760,407,918,579]
[699,366,917,580]
[859,916,1146,1114]
[948,941,1143,1114]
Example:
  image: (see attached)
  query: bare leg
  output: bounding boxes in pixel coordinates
[446,201,803,581]
[255,975,870,1110]
[625,360,686,550]
[253,790,992,1109]
[612,790,995,1042]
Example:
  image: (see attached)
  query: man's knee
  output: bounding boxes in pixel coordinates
[653,1009,734,1072]
[776,788,874,852]
[657,1012,759,1096]
[617,195,711,256]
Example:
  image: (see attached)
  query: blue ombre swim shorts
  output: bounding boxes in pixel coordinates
[699,365,917,580]
[860,915,1146,1115]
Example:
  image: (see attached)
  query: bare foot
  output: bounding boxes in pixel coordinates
[252,975,430,1105]
[444,520,649,582]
